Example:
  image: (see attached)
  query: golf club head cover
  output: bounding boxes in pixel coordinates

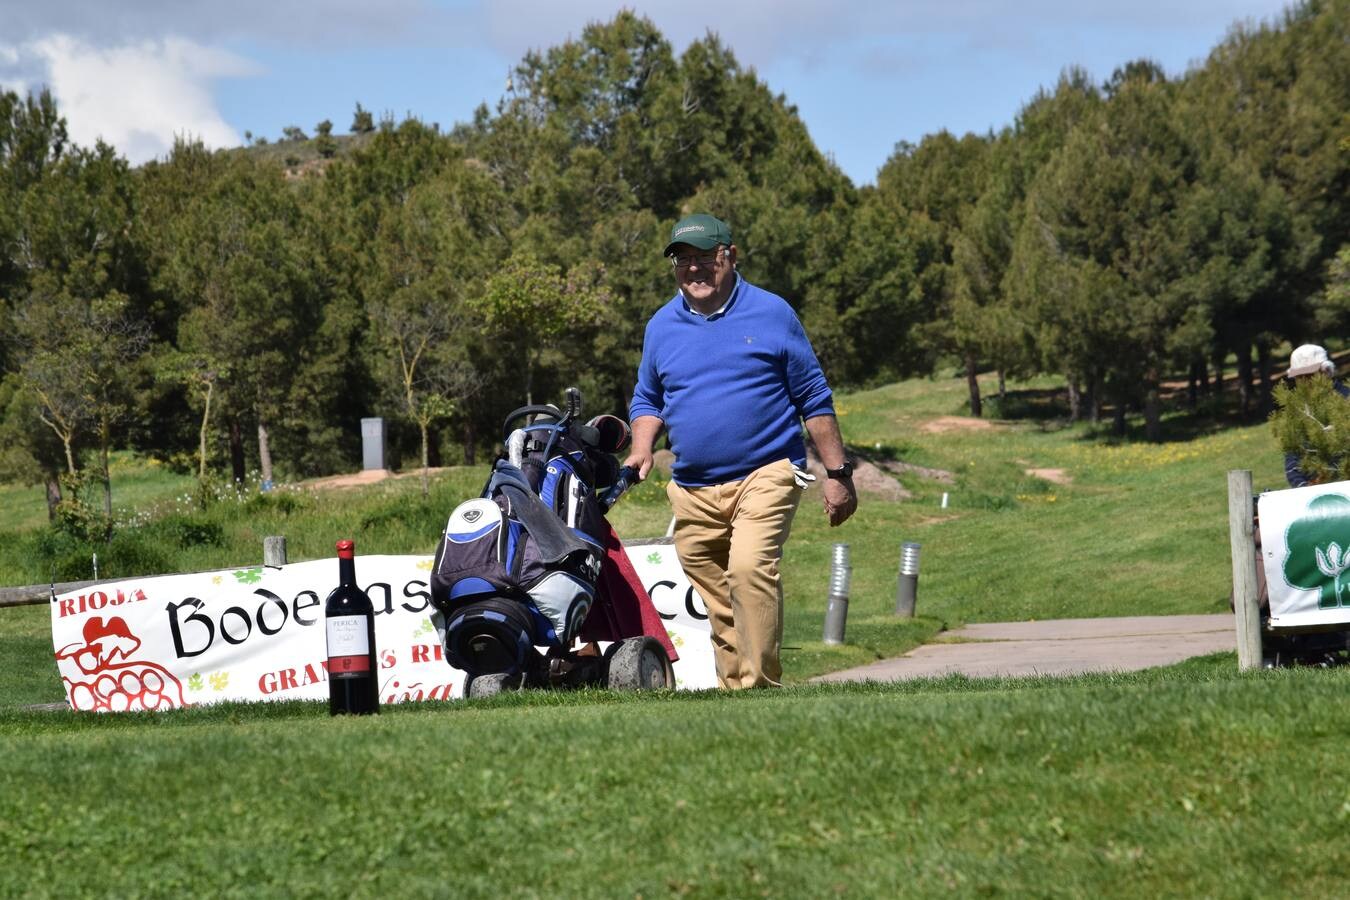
[586,415,632,453]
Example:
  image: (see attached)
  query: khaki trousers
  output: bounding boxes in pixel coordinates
[666,459,803,689]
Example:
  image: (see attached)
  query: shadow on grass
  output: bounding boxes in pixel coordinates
[945,373,1280,447]
[1076,405,1270,446]
[983,387,1072,423]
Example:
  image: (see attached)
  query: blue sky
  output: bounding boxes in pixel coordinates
[0,0,1295,186]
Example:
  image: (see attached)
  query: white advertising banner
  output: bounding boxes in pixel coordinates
[626,540,713,687]
[1259,481,1350,630]
[51,545,713,712]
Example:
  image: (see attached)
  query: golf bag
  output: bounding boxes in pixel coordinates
[428,391,638,677]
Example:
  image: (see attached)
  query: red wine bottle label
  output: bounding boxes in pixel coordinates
[326,615,371,675]
[328,654,371,674]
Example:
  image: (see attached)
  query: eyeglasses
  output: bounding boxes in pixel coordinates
[670,250,725,269]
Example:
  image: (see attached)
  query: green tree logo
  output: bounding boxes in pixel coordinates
[1283,494,1350,609]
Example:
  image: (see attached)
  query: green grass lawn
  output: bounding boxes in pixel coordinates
[2,660,1348,897]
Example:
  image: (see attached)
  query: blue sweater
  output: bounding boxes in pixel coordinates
[630,275,835,486]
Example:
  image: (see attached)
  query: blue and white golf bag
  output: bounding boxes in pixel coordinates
[428,402,631,676]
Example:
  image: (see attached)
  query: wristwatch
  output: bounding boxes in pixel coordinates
[825,462,853,480]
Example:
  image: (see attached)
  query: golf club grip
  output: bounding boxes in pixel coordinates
[600,465,641,512]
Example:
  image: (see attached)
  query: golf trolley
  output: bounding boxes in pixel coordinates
[428,389,676,698]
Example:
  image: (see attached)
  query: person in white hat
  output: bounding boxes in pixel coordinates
[1284,343,1347,487]
[1284,343,1336,379]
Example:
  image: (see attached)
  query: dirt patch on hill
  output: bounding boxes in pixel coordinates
[824,459,910,500]
[302,468,452,491]
[920,415,997,434]
[652,449,676,476]
[873,459,956,484]
[801,444,908,500]
[914,513,963,526]
[1025,467,1072,485]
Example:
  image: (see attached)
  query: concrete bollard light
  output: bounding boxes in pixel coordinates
[822,543,852,645]
[895,542,921,617]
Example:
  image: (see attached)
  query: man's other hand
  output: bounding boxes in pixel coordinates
[823,478,857,527]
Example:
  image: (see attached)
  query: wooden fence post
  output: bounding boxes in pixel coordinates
[263,536,288,568]
[1227,470,1263,670]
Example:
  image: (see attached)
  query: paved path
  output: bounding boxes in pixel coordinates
[814,614,1237,683]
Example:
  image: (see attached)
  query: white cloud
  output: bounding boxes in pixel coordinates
[0,0,445,47]
[4,34,260,164]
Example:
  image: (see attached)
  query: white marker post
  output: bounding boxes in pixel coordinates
[1227,470,1263,669]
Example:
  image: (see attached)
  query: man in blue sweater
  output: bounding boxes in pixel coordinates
[625,214,857,688]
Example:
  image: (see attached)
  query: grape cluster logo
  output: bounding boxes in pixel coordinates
[1282,494,1350,610]
[54,615,187,712]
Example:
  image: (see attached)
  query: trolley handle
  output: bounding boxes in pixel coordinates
[599,465,641,513]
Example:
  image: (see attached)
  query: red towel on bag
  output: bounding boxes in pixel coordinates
[579,523,679,663]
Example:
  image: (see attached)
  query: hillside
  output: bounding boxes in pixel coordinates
[235,129,379,177]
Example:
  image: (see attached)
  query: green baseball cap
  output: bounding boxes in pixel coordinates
[663,214,732,256]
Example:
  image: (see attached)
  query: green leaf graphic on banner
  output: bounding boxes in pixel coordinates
[188,673,204,692]
[413,619,433,637]
[1283,494,1350,609]
[233,568,263,584]
[646,552,662,565]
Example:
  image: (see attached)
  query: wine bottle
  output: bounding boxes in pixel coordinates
[325,539,380,715]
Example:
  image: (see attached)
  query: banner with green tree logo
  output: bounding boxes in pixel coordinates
[1259,484,1350,629]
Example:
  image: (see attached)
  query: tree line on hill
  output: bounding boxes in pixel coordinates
[0,3,1346,527]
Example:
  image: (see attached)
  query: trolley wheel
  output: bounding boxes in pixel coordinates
[604,637,674,691]
[466,671,523,699]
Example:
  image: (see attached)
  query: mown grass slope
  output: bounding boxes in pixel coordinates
[2,661,1347,897]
